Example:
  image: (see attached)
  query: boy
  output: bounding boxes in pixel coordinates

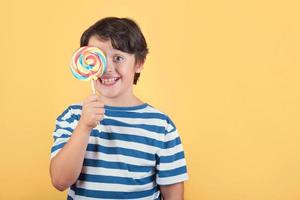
[50,17,188,200]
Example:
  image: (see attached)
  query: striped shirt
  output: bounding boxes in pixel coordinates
[51,103,188,200]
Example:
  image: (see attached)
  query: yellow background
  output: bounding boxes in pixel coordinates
[1,0,300,199]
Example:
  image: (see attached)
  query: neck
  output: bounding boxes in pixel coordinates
[98,92,144,107]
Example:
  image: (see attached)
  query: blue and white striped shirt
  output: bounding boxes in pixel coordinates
[51,103,188,200]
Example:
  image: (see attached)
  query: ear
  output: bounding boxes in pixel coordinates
[134,59,145,73]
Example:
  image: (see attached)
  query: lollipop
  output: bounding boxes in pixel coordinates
[70,46,107,93]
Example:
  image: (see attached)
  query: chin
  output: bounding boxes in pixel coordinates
[99,90,122,99]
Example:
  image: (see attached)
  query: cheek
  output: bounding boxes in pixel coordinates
[121,71,135,82]
[118,64,136,80]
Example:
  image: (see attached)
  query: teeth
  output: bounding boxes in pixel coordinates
[101,77,119,84]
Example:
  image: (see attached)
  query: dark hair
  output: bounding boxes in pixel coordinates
[80,17,149,84]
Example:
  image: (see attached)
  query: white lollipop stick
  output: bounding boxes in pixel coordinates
[91,79,96,94]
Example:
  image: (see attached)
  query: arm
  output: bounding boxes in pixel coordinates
[49,95,104,191]
[50,122,92,191]
[160,182,184,200]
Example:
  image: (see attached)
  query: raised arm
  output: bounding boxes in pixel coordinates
[49,95,104,191]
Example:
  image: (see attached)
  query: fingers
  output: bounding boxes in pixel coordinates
[80,94,105,128]
[83,94,102,104]
[83,102,105,114]
[89,101,105,109]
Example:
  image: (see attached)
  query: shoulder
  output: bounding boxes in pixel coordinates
[56,102,83,121]
[144,104,177,133]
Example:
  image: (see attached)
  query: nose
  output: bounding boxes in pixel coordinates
[104,56,114,73]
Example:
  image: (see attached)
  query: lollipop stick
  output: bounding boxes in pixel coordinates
[91,79,101,126]
[91,79,96,94]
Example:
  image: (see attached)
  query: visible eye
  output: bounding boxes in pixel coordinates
[113,55,124,63]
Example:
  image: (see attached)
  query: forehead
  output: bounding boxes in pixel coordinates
[87,35,136,61]
[87,35,119,55]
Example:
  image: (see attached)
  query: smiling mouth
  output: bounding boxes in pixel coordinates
[99,77,120,86]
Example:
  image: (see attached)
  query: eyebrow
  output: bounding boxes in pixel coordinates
[111,50,128,56]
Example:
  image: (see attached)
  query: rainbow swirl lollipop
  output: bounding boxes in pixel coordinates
[70,46,107,93]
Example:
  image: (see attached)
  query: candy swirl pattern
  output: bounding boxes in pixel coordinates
[70,46,107,81]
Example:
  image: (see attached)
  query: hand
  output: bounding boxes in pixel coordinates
[79,94,105,129]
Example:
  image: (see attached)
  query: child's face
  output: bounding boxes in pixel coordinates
[88,35,143,101]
